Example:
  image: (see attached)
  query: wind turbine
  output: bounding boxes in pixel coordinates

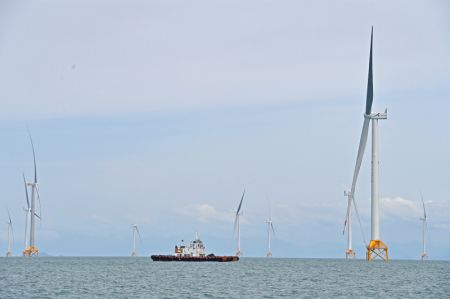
[131,224,142,257]
[5,212,13,257]
[343,27,389,261]
[23,133,41,257]
[420,193,428,261]
[266,210,275,257]
[233,189,245,257]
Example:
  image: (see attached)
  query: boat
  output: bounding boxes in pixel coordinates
[151,236,239,262]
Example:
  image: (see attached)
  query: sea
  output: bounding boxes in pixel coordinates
[0,257,449,298]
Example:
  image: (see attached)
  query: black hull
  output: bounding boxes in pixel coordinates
[151,255,239,262]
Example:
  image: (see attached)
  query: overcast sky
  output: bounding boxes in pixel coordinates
[0,0,449,259]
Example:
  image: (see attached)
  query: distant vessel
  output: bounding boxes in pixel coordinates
[151,236,239,262]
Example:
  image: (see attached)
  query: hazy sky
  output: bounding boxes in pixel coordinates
[0,0,449,258]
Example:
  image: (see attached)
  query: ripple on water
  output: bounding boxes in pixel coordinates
[0,257,449,298]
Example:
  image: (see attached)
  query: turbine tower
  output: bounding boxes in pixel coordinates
[266,213,275,257]
[22,173,31,251]
[131,224,141,257]
[344,28,389,261]
[343,189,355,259]
[5,212,13,257]
[233,189,245,257]
[23,133,41,257]
[420,194,428,261]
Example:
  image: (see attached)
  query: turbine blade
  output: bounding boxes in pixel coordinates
[270,222,275,235]
[343,118,370,232]
[365,27,374,115]
[343,198,351,235]
[24,209,29,248]
[352,194,367,246]
[420,192,426,219]
[7,210,12,224]
[236,189,245,214]
[11,223,14,245]
[34,212,41,220]
[23,173,30,209]
[28,130,38,183]
[136,226,143,243]
[351,118,370,196]
[233,215,238,237]
[36,186,42,220]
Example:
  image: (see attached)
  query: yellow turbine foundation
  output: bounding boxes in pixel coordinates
[421,252,428,260]
[23,246,39,257]
[345,249,355,259]
[366,240,388,261]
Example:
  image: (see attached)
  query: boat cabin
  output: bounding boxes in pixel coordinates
[174,237,206,257]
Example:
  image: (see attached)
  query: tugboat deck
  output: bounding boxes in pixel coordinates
[151,255,239,262]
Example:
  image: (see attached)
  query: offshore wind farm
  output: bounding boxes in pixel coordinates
[1,0,450,297]
[3,29,429,262]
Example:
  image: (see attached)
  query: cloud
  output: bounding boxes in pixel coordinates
[382,197,421,219]
[178,204,234,223]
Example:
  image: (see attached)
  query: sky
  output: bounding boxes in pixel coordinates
[0,0,449,259]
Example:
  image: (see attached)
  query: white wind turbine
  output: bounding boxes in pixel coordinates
[233,189,245,257]
[420,193,428,261]
[343,27,389,261]
[266,208,275,258]
[5,212,13,257]
[23,133,42,257]
[131,224,142,257]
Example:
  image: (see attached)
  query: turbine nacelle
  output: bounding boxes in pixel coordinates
[364,111,387,120]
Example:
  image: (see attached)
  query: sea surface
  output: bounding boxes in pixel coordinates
[0,257,449,298]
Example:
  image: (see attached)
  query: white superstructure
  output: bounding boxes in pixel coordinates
[174,235,206,257]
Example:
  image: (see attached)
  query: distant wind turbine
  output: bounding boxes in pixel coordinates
[131,224,142,257]
[266,208,275,258]
[23,132,42,257]
[5,211,13,257]
[420,193,428,261]
[233,189,245,257]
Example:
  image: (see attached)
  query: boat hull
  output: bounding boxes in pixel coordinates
[151,255,239,262]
